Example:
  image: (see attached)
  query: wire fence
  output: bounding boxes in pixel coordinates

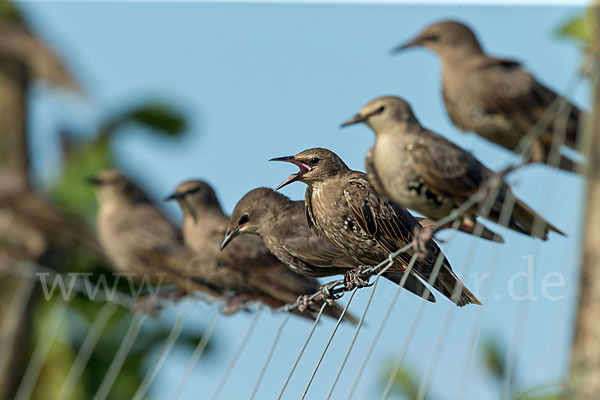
[0,67,589,400]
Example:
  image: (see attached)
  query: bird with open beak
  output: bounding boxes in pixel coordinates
[340,95,565,242]
[165,179,356,321]
[221,187,438,303]
[392,19,582,173]
[270,148,481,307]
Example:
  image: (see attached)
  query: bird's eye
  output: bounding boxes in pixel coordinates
[239,214,249,225]
[423,34,439,42]
[309,157,320,165]
[377,105,386,113]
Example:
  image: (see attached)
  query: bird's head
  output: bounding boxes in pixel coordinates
[270,147,348,189]
[220,188,279,250]
[392,20,482,58]
[340,96,418,134]
[86,170,147,204]
[164,180,220,222]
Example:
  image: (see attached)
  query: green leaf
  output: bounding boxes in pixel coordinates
[556,14,591,43]
[118,103,187,136]
[51,137,113,217]
[0,1,24,22]
[382,363,420,400]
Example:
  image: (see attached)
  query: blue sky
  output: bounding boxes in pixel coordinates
[22,2,588,399]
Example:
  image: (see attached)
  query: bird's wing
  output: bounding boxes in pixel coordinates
[343,176,417,261]
[408,132,491,202]
[475,57,579,146]
[282,234,359,271]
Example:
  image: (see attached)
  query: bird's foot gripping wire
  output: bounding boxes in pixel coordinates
[296,284,342,313]
[412,225,434,260]
[132,289,187,316]
[222,294,254,315]
[343,265,374,291]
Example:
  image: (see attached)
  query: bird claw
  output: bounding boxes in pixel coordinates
[132,294,163,317]
[412,225,434,260]
[344,266,373,291]
[223,295,253,315]
[296,284,341,313]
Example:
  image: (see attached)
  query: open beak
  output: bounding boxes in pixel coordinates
[340,114,366,128]
[220,228,239,251]
[391,38,420,54]
[85,176,101,186]
[269,156,312,191]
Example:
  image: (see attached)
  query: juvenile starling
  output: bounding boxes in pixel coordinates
[394,20,581,172]
[220,187,435,301]
[166,179,355,321]
[89,170,223,301]
[271,148,481,307]
[341,96,565,241]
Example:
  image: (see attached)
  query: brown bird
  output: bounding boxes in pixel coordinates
[271,148,481,307]
[220,187,435,302]
[165,179,355,321]
[89,170,224,302]
[341,95,565,241]
[393,20,581,172]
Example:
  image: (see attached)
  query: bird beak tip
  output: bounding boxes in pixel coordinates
[85,176,100,186]
[269,155,294,163]
[219,231,235,251]
[163,194,177,202]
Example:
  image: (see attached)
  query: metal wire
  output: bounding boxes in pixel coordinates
[276,303,327,400]
[170,310,220,400]
[14,297,72,400]
[249,312,291,400]
[92,313,147,400]
[57,302,119,400]
[133,308,191,400]
[210,308,262,400]
[301,288,358,400]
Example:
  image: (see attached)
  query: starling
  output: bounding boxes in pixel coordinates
[89,170,224,301]
[166,179,355,321]
[271,148,481,307]
[341,95,565,241]
[394,20,581,172]
[220,187,436,301]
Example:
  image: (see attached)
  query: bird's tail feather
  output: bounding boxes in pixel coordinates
[412,261,481,307]
[508,198,565,240]
[383,271,436,303]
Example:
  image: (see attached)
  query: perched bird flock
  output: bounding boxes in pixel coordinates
[88,20,577,319]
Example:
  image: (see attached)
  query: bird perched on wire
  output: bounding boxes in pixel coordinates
[220,187,435,303]
[89,170,225,308]
[393,20,582,172]
[271,148,481,307]
[341,95,565,244]
[165,179,356,321]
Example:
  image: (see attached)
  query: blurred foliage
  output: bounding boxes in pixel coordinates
[52,102,186,217]
[0,0,22,22]
[557,12,592,43]
[0,2,208,399]
[382,362,423,400]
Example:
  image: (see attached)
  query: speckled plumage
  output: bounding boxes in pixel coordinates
[223,188,436,300]
[395,20,581,172]
[343,96,565,241]
[272,148,481,307]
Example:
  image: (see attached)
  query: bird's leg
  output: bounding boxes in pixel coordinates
[297,283,344,312]
[222,294,254,315]
[412,224,434,260]
[343,265,374,291]
[132,288,188,316]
